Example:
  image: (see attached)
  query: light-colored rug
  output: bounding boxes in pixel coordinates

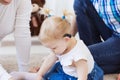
[0,54,118,80]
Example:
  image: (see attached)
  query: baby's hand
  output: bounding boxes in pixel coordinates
[29,66,40,73]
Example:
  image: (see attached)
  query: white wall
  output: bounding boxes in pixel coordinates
[44,0,80,39]
[44,0,74,16]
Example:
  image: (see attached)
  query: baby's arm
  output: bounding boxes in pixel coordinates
[37,53,58,80]
[74,59,88,80]
[29,56,47,73]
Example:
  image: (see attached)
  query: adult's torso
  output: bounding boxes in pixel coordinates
[0,0,20,36]
[91,0,120,34]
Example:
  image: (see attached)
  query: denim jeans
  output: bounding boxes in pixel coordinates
[43,62,103,80]
[74,0,113,46]
[88,35,120,74]
[74,0,120,74]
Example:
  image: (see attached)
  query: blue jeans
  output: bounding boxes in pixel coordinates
[74,0,113,46]
[74,0,120,74]
[43,62,103,80]
[88,35,120,74]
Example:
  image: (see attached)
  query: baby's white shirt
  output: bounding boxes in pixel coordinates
[57,40,94,77]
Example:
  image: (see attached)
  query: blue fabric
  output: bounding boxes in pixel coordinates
[74,0,120,74]
[73,0,113,46]
[43,62,103,80]
[88,63,103,80]
[88,35,120,74]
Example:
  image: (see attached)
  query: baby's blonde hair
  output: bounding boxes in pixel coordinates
[39,16,71,43]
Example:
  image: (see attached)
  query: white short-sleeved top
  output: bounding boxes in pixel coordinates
[57,40,94,77]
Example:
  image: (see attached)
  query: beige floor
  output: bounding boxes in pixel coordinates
[0,53,118,80]
[0,34,118,80]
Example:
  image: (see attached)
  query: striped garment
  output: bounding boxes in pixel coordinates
[91,0,120,34]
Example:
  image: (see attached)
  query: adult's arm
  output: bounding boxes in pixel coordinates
[14,0,32,71]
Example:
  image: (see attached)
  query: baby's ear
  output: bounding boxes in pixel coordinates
[63,36,71,42]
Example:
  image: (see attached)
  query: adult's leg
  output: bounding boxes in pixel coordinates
[73,0,112,46]
[88,36,120,74]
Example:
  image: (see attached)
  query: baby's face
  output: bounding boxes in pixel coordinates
[0,0,12,5]
[42,39,68,55]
